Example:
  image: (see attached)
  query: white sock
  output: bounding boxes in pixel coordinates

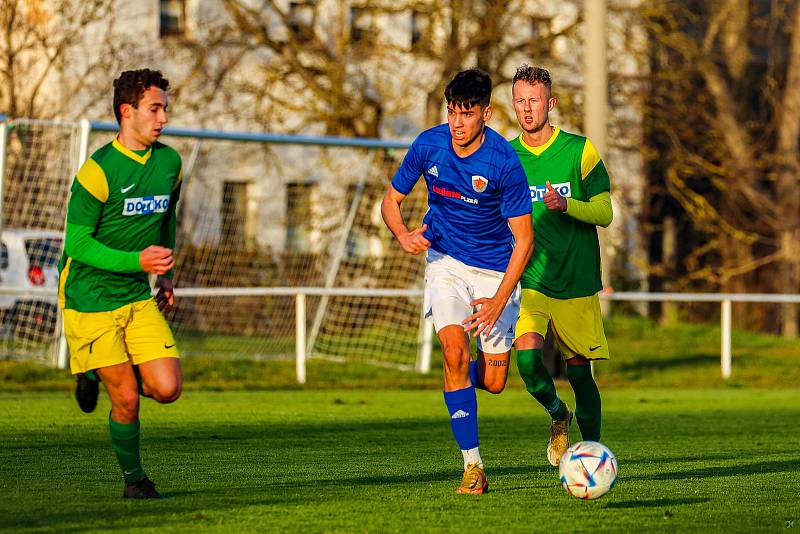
[462,447,483,470]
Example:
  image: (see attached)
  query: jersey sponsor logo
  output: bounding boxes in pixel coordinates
[122,195,170,216]
[451,409,469,419]
[120,184,136,194]
[472,175,488,193]
[427,165,439,177]
[530,181,572,202]
[432,185,478,205]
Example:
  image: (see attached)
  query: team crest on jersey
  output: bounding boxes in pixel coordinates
[472,175,488,193]
[122,195,170,216]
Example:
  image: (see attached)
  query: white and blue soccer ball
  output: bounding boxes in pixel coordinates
[559,440,618,500]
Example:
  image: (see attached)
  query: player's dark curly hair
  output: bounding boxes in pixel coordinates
[112,69,170,124]
[444,68,492,109]
[512,64,552,96]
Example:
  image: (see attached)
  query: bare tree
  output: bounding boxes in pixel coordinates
[641,0,800,336]
[0,0,124,119]
[169,1,580,137]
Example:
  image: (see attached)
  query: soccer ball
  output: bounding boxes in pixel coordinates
[559,441,618,500]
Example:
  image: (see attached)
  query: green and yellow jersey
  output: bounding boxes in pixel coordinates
[511,128,611,299]
[58,138,182,312]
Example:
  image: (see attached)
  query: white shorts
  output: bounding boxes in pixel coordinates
[423,249,521,354]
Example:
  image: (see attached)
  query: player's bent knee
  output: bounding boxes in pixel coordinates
[441,345,469,367]
[111,389,140,421]
[482,379,506,395]
[150,382,182,404]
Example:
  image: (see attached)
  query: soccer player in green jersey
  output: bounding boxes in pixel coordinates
[510,65,613,466]
[58,69,183,498]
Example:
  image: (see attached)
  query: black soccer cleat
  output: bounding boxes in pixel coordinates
[123,474,162,499]
[75,373,99,413]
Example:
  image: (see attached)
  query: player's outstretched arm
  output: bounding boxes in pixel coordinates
[381,185,430,255]
[464,214,533,336]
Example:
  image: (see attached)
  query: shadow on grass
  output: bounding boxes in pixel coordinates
[606,497,710,508]
[625,458,800,481]
[0,494,306,533]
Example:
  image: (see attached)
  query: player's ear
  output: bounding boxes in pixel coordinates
[482,104,493,122]
[548,97,557,112]
[120,103,133,120]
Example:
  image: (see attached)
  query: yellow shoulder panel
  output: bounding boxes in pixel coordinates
[580,138,602,180]
[76,158,109,202]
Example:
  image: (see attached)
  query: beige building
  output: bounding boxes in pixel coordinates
[10,0,648,291]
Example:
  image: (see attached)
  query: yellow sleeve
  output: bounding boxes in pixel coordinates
[564,191,613,228]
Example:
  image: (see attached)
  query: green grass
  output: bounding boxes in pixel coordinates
[3,315,799,391]
[1,388,798,532]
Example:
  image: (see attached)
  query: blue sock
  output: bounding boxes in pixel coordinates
[469,360,484,390]
[443,386,479,451]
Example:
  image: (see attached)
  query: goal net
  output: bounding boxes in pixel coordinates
[160,137,430,371]
[1,119,432,372]
[0,119,82,364]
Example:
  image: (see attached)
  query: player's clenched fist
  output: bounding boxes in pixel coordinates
[544,181,567,212]
[139,245,174,275]
[155,276,175,312]
[399,224,431,255]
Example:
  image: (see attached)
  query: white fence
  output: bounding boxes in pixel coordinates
[2,284,792,383]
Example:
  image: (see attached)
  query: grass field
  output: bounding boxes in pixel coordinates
[1,388,799,533]
[1,315,799,532]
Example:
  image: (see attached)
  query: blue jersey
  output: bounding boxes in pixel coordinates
[392,124,531,271]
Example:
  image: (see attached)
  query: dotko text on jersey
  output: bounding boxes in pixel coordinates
[529,182,572,202]
[122,195,171,216]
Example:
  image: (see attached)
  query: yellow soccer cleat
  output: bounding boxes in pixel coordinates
[547,406,573,467]
[456,462,489,494]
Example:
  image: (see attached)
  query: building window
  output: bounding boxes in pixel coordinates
[160,0,185,38]
[350,7,373,43]
[411,11,430,50]
[221,181,251,249]
[286,182,315,252]
[289,1,315,42]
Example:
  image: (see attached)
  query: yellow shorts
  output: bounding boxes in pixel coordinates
[63,298,179,375]
[515,289,610,361]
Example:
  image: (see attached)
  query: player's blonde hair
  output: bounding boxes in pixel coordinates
[512,65,552,96]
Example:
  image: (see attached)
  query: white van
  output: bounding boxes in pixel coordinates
[0,229,63,340]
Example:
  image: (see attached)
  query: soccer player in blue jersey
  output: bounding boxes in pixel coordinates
[381,68,533,494]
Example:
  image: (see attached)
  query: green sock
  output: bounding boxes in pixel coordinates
[85,370,99,382]
[516,349,567,420]
[109,415,145,483]
[566,363,602,441]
